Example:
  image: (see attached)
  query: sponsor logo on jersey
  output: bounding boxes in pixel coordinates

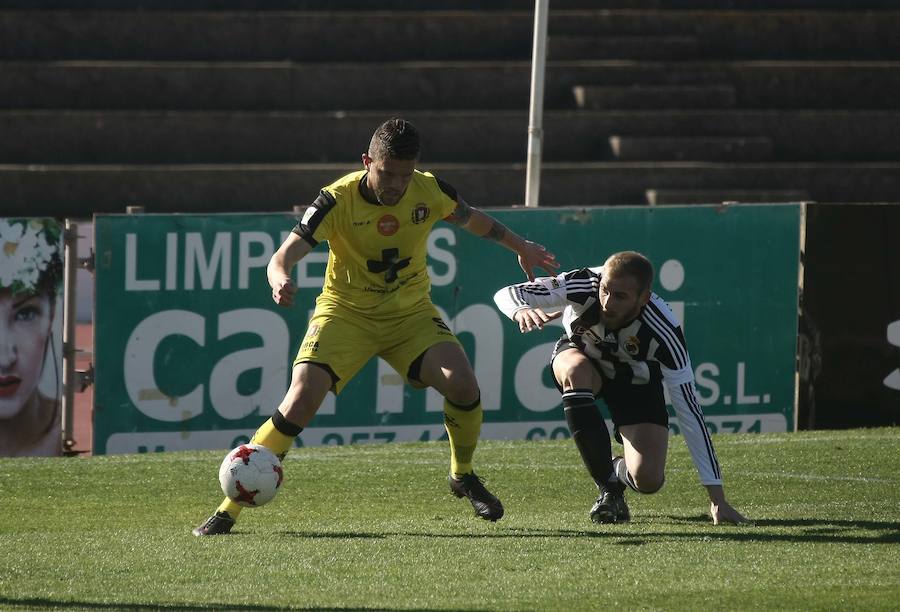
[624,335,640,356]
[411,204,430,224]
[377,214,400,236]
[598,331,618,350]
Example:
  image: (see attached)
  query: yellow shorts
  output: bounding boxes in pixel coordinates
[293,299,460,394]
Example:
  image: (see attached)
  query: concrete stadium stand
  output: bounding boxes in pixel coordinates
[3,161,899,216]
[5,110,900,164]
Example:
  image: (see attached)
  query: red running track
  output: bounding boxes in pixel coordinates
[71,322,93,455]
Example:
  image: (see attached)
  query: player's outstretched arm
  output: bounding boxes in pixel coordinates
[706,484,750,525]
[445,196,558,280]
[267,232,312,307]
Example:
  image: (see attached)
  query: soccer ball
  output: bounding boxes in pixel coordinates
[218,444,284,507]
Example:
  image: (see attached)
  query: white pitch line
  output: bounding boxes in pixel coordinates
[726,470,896,484]
[717,434,900,445]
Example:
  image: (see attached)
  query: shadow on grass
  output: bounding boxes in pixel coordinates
[280,530,388,539]
[0,598,483,612]
[278,528,612,540]
[278,527,655,543]
[275,516,900,546]
[664,513,900,530]
[659,514,900,544]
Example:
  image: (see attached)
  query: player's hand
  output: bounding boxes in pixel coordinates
[513,307,561,333]
[517,240,559,281]
[271,277,297,307]
[710,499,749,525]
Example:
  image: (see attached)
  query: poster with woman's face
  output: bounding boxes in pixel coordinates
[0,218,64,457]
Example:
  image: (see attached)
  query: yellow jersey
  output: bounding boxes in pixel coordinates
[293,169,458,318]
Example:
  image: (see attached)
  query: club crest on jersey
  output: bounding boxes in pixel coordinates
[624,335,640,356]
[377,214,399,236]
[411,204,430,224]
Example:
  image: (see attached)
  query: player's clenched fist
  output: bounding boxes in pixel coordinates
[271,278,297,307]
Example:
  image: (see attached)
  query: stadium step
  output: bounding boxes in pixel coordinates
[0,0,896,9]
[3,10,900,62]
[4,61,900,111]
[2,162,896,216]
[645,188,810,205]
[549,36,700,61]
[549,10,900,60]
[0,11,534,62]
[0,61,532,111]
[5,110,900,164]
[609,135,773,161]
[574,84,737,110]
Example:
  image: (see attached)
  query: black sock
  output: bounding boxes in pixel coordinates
[563,390,615,490]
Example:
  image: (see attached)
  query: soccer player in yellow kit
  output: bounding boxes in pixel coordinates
[194,118,558,535]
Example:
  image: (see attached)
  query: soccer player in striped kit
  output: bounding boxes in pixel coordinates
[493,251,747,525]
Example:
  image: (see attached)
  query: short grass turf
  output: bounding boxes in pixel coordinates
[1,428,898,611]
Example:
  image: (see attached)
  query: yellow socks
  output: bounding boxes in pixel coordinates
[249,414,298,458]
[216,496,244,518]
[443,397,483,478]
[216,412,303,520]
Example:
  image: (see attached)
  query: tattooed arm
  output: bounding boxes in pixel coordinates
[445,195,509,242]
[445,195,559,280]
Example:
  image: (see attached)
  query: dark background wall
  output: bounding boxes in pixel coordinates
[799,204,900,428]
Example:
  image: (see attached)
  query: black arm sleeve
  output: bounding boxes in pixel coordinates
[292,190,337,247]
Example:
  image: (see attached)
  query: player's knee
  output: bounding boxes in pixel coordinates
[444,374,481,408]
[553,351,594,390]
[554,362,594,393]
[632,471,665,494]
[446,387,480,408]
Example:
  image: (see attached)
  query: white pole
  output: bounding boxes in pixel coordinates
[524,0,550,208]
[61,220,78,454]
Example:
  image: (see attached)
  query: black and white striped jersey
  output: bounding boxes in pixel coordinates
[493,266,722,486]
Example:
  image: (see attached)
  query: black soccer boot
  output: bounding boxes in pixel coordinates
[192,511,235,536]
[449,473,504,522]
[590,482,630,524]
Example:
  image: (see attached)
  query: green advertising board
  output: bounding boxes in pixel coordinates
[93,205,801,454]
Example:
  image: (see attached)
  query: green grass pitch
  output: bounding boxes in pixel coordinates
[1,428,898,611]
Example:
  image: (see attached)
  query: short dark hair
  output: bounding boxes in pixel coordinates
[602,251,654,293]
[368,118,420,161]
